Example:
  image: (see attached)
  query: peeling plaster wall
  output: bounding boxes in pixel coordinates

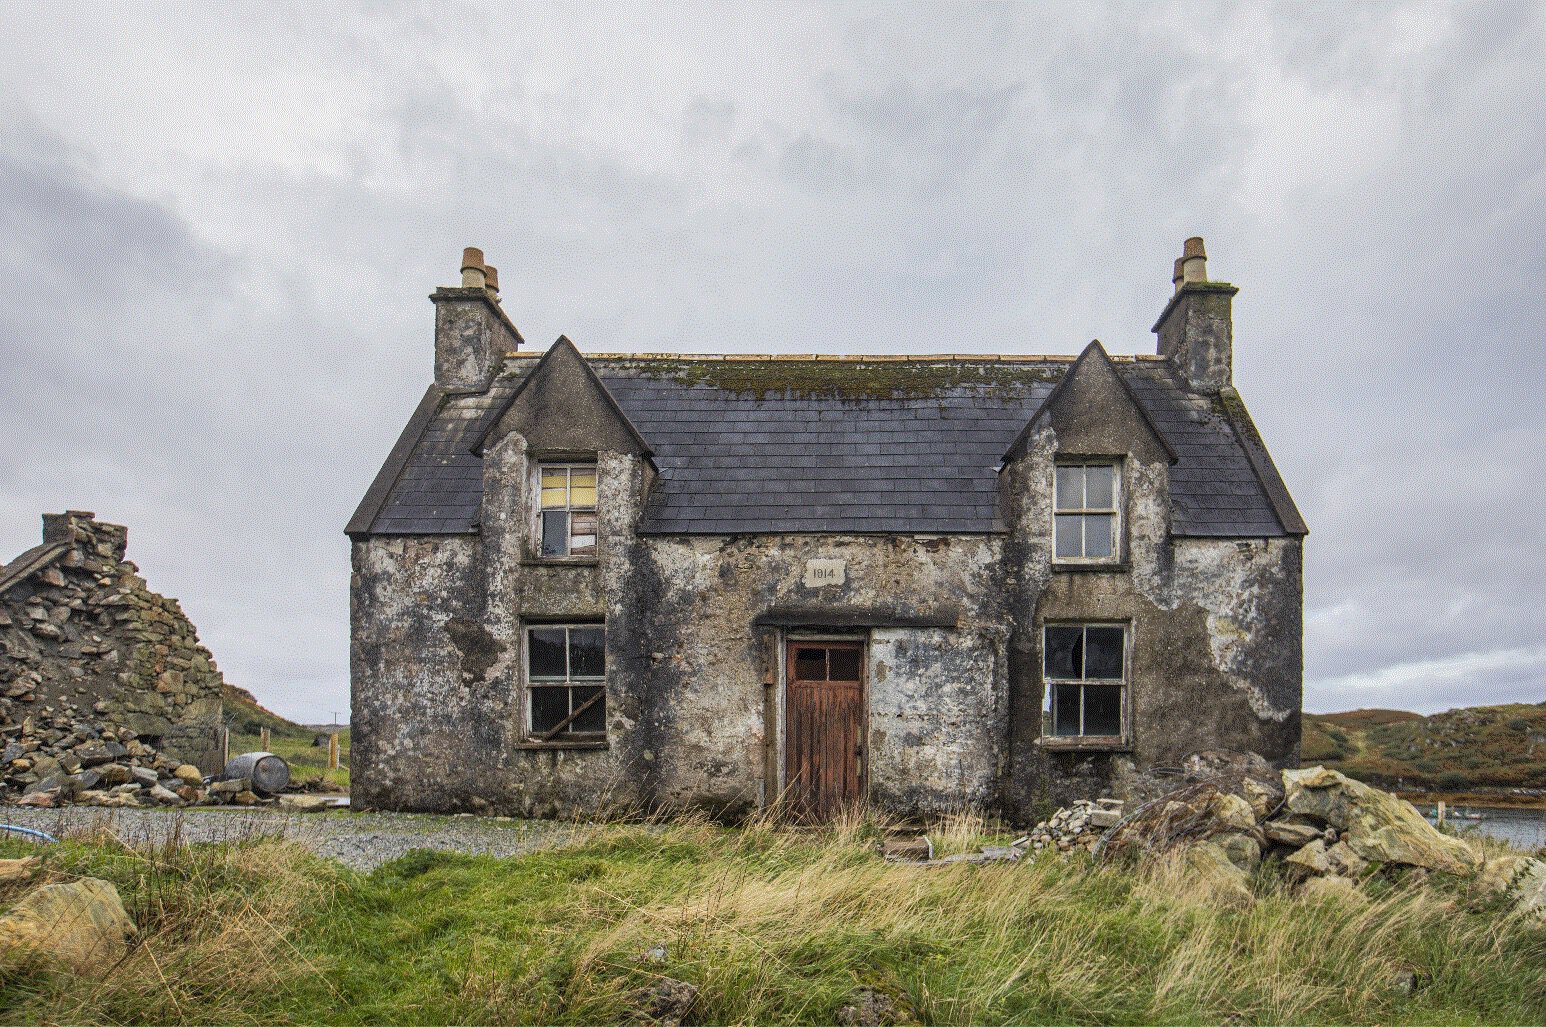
[998,407,1302,818]
[868,626,1004,815]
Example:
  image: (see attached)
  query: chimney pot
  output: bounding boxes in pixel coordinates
[484,264,499,296]
[1180,236,1207,284]
[1172,256,1185,294]
[460,246,487,289]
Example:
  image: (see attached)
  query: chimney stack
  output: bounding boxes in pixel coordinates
[1152,236,1238,394]
[432,247,523,391]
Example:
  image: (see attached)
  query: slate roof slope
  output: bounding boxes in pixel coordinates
[350,353,1298,538]
[0,541,70,596]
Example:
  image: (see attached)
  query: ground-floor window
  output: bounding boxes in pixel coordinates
[526,623,605,740]
[1043,623,1126,737]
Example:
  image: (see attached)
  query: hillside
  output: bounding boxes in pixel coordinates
[221,682,305,736]
[222,683,350,789]
[1304,702,1546,800]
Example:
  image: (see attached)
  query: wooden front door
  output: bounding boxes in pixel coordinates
[784,640,865,821]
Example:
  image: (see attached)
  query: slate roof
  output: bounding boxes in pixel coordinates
[0,541,69,596]
[348,352,1301,539]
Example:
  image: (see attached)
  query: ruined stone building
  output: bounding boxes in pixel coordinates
[0,511,224,771]
[348,239,1306,822]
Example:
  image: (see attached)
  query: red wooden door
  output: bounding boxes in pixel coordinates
[784,641,865,821]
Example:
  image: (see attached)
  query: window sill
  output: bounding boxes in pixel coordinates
[1052,561,1129,574]
[1035,736,1132,753]
[515,739,610,751]
[520,558,600,568]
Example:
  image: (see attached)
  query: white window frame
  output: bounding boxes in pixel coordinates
[1042,622,1128,739]
[524,622,607,740]
[1053,460,1122,563]
[534,461,598,559]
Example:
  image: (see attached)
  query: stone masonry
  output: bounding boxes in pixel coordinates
[0,511,224,772]
[349,240,1307,824]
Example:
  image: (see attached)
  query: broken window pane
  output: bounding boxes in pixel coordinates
[540,487,568,510]
[569,627,606,677]
[1085,464,1114,508]
[1044,623,1127,738]
[530,686,568,733]
[1084,514,1114,558]
[541,510,569,556]
[1083,685,1122,735]
[1055,514,1082,558]
[1055,465,1082,511]
[540,468,567,489]
[828,648,862,681]
[569,485,597,508]
[570,686,606,733]
[569,512,597,556]
[1084,626,1124,678]
[1053,683,1082,735]
[529,628,567,678]
[1044,626,1083,679]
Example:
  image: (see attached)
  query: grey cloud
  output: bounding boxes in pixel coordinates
[1,3,1541,719]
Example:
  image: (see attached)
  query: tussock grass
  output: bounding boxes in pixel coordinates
[1,813,1542,1025]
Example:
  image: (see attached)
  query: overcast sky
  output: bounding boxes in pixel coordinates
[2,3,1542,722]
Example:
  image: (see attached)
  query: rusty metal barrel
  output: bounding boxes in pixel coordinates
[221,751,290,794]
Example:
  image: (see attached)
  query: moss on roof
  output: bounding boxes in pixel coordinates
[575,357,1067,399]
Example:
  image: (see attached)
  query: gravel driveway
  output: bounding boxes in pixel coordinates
[0,806,588,872]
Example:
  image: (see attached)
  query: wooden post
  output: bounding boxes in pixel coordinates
[220,727,230,766]
[259,727,270,751]
[328,732,340,770]
[1437,800,1446,828]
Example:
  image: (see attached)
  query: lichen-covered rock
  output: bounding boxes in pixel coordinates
[1208,792,1259,832]
[1300,874,1366,904]
[0,857,38,884]
[1285,839,1331,878]
[0,878,135,971]
[1184,840,1254,908]
[1475,855,1546,919]
[1263,819,1322,848]
[1212,831,1261,874]
[1281,766,1481,876]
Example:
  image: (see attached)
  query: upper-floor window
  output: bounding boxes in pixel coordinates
[539,463,597,558]
[1043,623,1126,737]
[1054,461,1120,561]
[527,623,605,739]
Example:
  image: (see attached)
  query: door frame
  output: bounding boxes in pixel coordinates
[777,632,870,814]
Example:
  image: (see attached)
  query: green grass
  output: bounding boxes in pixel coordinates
[229,727,350,790]
[1,815,1542,1025]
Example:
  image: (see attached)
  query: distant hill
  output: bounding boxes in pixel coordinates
[1305,702,1546,796]
[222,683,308,737]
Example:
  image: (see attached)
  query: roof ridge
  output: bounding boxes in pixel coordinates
[500,351,1167,363]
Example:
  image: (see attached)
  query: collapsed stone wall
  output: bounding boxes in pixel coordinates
[0,511,223,772]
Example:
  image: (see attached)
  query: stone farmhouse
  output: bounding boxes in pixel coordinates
[1,511,224,772]
[348,239,1306,822]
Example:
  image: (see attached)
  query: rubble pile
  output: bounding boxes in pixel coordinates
[879,756,1545,919]
[1022,798,1126,853]
[1,697,278,809]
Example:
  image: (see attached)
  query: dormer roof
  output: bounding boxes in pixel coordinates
[348,346,1302,538]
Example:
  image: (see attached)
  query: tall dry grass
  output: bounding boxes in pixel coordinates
[0,809,1540,1025]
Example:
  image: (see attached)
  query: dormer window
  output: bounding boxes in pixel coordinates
[538,462,597,557]
[1054,461,1120,561]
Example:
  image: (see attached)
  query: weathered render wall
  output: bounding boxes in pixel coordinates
[0,512,224,771]
[997,384,1302,818]
[632,532,1006,817]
